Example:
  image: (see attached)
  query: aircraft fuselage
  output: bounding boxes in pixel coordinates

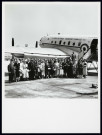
[39,35,98,56]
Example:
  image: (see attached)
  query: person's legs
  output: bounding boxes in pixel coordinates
[9,73,11,83]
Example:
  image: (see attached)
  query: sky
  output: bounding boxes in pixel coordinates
[3,2,100,47]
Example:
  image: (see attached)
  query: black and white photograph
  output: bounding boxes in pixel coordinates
[2,1,100,133]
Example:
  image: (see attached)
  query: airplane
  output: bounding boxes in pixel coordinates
[39,34,98,73]
[4,34,98,74]
[39,34,98,60]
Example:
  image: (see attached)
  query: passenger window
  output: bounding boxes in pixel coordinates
[63,42,66,45]
[51,41,53,43]
[78,42,81,46]
[68,41,70,45]
[59,40,62,45]
[55,41,56,44]
[73,42,75,46]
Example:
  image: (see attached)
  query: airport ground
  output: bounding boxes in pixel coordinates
[5,75,98,98]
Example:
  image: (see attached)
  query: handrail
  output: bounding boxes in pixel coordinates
[78,48,91,62]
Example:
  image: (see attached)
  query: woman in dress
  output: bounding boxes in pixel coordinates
[22,60,29,80]
[37,61,42,79]
[40,60,45,78]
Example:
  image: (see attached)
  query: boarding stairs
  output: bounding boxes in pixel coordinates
[78,48,98,73]
[78,48,91,61]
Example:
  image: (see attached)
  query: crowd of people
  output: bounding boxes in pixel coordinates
[7,52,88,83]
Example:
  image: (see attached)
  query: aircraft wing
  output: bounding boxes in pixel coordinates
[5,47,69,58]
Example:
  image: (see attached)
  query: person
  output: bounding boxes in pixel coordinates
[34,59,38,79]
[50,59,55,78]
[14,58,20,82]
[66,58,70,78]
[45,60,49,78]
[29,59,35,80]
[71,52,76,64]
[78,60,83,78]
[69,59,73,78]
[8,59,15,83]
[54,59,60,77]
[48,59,52,78]
[59,60,64,78]
[27,59,31,80]
[40,60,45,78]
[19,59,24,80]
[22,60,29,80]
[73,59,77,78]
[62,58,67,78]
[37,61,42,79]
[83,59,87,78]
[26,58,30,80]
[53,60,56,77]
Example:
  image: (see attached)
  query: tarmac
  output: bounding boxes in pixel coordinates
[5,75,98,98]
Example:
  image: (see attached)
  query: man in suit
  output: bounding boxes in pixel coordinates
[62,58,67,78]
[71,52,76,64]
[8,59,15,82]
